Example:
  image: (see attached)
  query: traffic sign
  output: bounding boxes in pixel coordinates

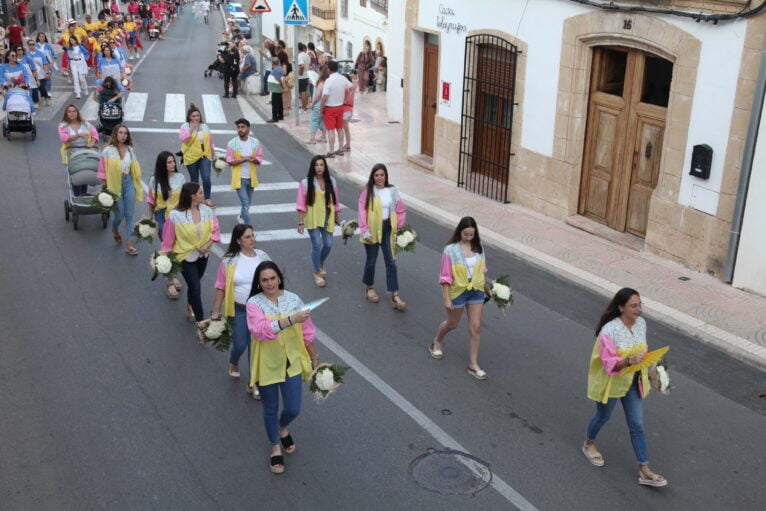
[249,0,271,13]
[283,0,309,25]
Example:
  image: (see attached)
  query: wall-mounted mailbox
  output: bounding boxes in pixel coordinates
[689,144,713,179]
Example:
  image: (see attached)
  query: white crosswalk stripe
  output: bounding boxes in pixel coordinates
[220,226,343,244]
[164,93,186,123]
[202,94,227,124]
[80,97,100,121]
[123,92,148,121]
[215,203,296,216]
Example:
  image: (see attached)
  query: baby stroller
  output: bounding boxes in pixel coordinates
[98,101,123,136]
[147,19,161,40]
[2,88,36,140]
[204,47,226,79]
[64,149,110,231]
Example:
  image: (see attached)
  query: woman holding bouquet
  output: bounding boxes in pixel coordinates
[211,224,271,398]
[148,151,186,299]
[97,124,143,256]
[582,288,668,487]
[161,182,221,324]
[358,164,407,310]
[179,104,215,201]
[429,216,490,380]
[247,261,319,474]
[296,155,341,287]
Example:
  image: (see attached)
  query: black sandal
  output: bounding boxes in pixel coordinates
[280,433,295,454]
[270,454,285,474]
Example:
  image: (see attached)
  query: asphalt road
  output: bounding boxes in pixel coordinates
[1,10,765,511]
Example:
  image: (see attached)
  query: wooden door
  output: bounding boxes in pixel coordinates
[421,42,439,157]
[579,47,670,238]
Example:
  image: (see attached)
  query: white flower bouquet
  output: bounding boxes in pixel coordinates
[490,274,514,311]
[150,250,182,280]
[395,224,419,253]
[197,318,233,352]
[309,363,350,402]
[341,219,358,245]
[213,157,227,176]
[90,189,120,212]
[132,217,158,243]
[649,359,671,395]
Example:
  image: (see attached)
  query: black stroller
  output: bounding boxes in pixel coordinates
[204,43,228,79]
[2,87,36,140]
[98,102,123,136]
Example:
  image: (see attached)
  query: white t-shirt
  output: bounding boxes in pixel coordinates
[298,52,311,79]
[233,251,269,304]
[322,72,352,107]
[238,138,252,179]
[120,150,132,175]
[465,254,478,279]
[374,186,392,217]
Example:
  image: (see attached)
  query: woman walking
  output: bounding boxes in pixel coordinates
[98,124,143,256]
[306,65,328,144]
[179,104,215,201]
[246,261,319,474]
[211,224,271,398]
[429,216,490,380]
[358,163,407,310]
[582,287,668,487]
[296,155,340,287]
[64,36,90,99]
[354,41,374,93]
[58,104,99,196]
[147,150,186,299]
[161,182,221,324]
[97,45,123,83]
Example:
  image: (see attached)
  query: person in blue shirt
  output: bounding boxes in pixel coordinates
[1,49,34,113]
[24,40,52,105]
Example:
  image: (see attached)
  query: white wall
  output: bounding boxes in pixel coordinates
[386,0,404,121]
[733,99,766,296]
[407,29,425,155]
[411,0,745,215]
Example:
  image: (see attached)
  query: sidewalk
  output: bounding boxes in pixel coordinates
[246,91,766,370]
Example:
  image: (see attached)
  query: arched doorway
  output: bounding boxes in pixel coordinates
[579,46,673,238]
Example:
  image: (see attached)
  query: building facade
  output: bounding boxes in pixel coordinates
[400,0,766,284]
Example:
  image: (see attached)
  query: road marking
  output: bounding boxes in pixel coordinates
[80,97,100,121]
[164,93,186,123]
[314,328,538,511]
[123,92,148,121]
[210,181,293,193]
[202,94,227,124]
[236,95,266,124]
[130,41,157,75]
[126,127,239,134]
[214,203,295,216]
[219,226,342,244]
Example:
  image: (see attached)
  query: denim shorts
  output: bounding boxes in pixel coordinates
[452,289,486,308]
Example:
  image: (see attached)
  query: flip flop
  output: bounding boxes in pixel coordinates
[270,454,285,474]
[428,343,444,360]
[280,433,295,454]
[582,444,604,467]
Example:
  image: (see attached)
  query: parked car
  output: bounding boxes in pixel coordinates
[235,18,252,39]
[227,2,246,14]
[331,59,356,76]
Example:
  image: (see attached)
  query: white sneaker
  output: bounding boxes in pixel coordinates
[237,215,243,224]
[75,93,81,99]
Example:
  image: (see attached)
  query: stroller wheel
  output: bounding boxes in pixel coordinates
[30,126,36,140]
[72,213,79,231]
[65,200,70,221]
[101,212,109,229]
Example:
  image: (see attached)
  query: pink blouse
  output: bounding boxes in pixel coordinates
[246,302,316,344]
[295,179,341,213]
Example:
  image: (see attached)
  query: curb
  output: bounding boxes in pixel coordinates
[242,95,766,372]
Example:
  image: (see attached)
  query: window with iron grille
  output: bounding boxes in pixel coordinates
[370,0,388,13]
[458,34,520,203]
[341,0,348,18]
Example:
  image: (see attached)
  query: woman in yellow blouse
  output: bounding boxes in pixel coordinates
[246,261,319,474]
[178,103,215,201]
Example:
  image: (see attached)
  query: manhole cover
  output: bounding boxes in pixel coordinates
[409,450,492,495]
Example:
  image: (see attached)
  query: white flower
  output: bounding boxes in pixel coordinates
[205,320,226,340]
[155,255,172,274]
[97,192,114,208]
[396,231,415,248]
[138,223,155,238]
[315,368,335,391]
[125,67,132,75]
[657,365,670,392]
[214,158,226,170]
[492,283,511,301]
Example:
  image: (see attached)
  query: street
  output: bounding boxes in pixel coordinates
[1,8,765,511]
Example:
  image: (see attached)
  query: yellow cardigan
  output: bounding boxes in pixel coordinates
[98,146,144,201]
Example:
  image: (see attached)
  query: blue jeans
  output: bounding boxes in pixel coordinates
[262,70,271,94]
[362,220,398,292]
[308,226,333,273]
[181,257,208,321]
[154,209,166,242]
[230,304,251,365]
[38,78,51,98]
[187,157,212,199]
[236,178,253,225]
[258,373,302,445]
[586,376,649,465]
[112,174,136,239]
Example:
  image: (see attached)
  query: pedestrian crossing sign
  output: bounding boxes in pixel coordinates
[249,0,271,13]
[284,0,309,25]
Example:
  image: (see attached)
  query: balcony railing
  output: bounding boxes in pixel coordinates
[312,6,336,19]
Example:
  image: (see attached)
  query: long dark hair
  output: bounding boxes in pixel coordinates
[153,151,175,201]
[249,261,285,298]
[364,163,391,211]
[177,182,201,211]
[306,155,337,208]
[224,224,254,258]
[595,287,640,336]
[447,216,483,254]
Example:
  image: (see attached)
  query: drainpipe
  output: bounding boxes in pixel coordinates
[722,37,766,283]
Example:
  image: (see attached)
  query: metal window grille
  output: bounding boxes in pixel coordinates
[341,0,348,18]
[458,35,520,203]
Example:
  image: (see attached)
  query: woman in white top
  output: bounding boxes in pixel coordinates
[211,224,271,399]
